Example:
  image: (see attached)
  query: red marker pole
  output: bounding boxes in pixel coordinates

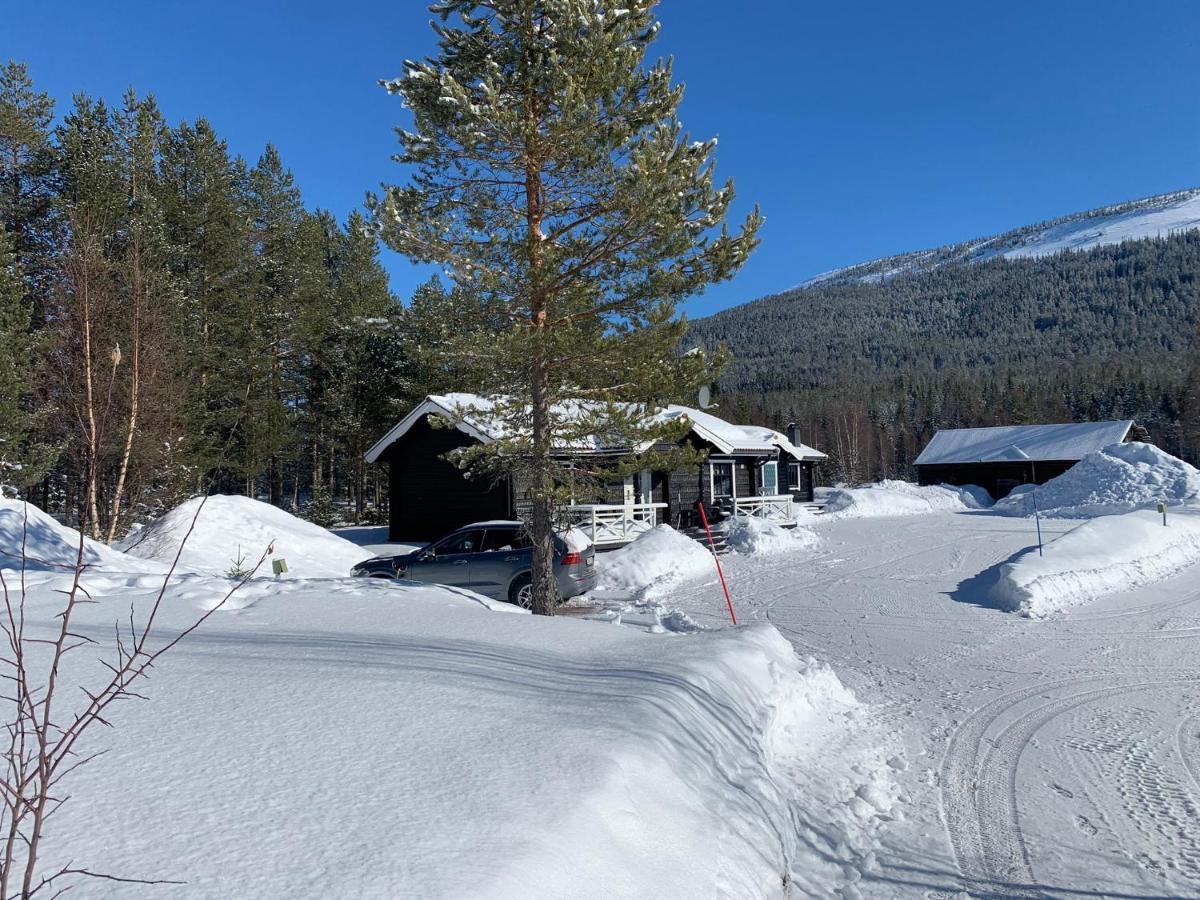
[697,502,737,626]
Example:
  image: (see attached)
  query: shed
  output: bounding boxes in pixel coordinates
[914,420,1136,499]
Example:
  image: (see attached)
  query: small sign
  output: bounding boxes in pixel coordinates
[272,558,289,576]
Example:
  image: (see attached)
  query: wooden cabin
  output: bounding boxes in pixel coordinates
[914,420,1138,499]
[364,394,826,545]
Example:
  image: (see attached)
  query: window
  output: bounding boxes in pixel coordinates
[710,461,734,499]
[481,527,530,552]
[434,530,482,555]
[788,462,801,491]
[761,461,778,494]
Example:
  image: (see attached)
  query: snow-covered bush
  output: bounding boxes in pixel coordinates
[993,442,1200,519]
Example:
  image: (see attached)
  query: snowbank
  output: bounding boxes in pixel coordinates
[719,515,820,556]
[993,442,1200,519]
[990,506,1200,616]
[594,524,715,599]
[117,495,372,578]
[11,548,895,899]
[824,479,991,519]
[1,498,161,574]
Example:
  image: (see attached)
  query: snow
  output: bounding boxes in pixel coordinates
[822,479,991,518]
[914,420,1132,465]
[366,393,825,463]
[795,188,1200,289]
[719,515,820,555]
[593,524,715,599]
[1,499,892,900]
[998,189,1200,260]
[1,497,163,576]
[116,495,373,578]
[990,505,1200,617]
[993,441,1200,518]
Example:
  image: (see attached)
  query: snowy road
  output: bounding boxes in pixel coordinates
[652,512,1200,899]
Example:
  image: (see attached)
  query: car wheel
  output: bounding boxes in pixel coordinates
[509,574,533,609]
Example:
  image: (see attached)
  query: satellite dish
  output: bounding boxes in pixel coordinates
[697,385,712,409]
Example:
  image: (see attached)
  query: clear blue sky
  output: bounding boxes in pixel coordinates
[6,1,1199,317]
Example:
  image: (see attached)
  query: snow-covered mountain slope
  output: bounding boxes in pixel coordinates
[799,187,1200,288]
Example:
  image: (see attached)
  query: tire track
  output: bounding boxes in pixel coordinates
[941,676,1200,897]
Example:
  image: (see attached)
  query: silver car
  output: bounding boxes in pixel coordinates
[350,520,596,608]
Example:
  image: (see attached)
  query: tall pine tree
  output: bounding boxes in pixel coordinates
[375,1,759,613]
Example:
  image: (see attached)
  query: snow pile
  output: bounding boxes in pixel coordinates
[719,515,820,556]
[990,505,1200,616]
[14,551,896,899]
[993,442,1200,519]
[594,524,715,599]
[0,498,160,575]
[117,495,372,578]
[824,480,991,519]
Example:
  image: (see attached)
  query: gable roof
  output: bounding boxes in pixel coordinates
[914,420,1134,466]
[364,393,826,464]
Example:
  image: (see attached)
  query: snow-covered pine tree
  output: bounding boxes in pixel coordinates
[374,0,760,614]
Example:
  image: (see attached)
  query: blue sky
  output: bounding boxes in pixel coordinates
[6,1,1199,317]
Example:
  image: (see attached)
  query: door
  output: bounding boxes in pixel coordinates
[470,526,532,599]
[407,528,483,588]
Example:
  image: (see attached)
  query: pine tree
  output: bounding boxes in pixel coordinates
[0,61,61,315]
[375,1,759,613]
[0,229,51,491]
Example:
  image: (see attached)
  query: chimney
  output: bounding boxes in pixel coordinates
[786,422,801,446]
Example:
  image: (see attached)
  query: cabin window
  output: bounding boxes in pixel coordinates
[710,461,734,500]
[761,461,778,494]
[788,462,801,490]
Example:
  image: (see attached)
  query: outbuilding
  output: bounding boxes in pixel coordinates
[914,420,1139,499]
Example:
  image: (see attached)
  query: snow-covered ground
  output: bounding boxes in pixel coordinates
[9,468,1200,898]
[614,506,1200,898]
[0,500,899,898]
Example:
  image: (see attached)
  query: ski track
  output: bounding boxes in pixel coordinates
[641,512,1200,898]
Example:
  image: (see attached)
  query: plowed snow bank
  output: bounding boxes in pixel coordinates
[595,524,714,598]
[990,506,1200,616]
[824,480,990,518]
[993,442,1200,519]
[118,495,371,578]
[1,498,161,574]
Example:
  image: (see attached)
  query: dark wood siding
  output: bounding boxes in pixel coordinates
[916,459,1077,500]
[384,416,511,541]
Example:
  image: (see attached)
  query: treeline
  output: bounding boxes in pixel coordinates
[0,61,418,537]
[692,233,1200,484]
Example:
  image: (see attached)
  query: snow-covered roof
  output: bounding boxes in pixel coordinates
[365,394,826,464]
[914,421,1134,466]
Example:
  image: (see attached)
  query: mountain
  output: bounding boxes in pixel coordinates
[798,188,1200,288]
[686,191,1200,482]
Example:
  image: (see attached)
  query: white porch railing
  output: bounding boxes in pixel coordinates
[733,494,795,523]
[564,502,668,548]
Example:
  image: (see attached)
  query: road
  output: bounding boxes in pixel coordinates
[656,511,1200,899]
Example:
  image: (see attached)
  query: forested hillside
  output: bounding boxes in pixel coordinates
[690,232,1200,482]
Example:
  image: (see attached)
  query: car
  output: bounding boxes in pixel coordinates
[350,520,596,608]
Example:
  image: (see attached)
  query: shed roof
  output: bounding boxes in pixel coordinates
[914,421,1133,466]
[364,393,826,464]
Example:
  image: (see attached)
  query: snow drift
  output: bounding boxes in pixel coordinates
[719,515,820,556]
[993,442,1200,519]
[14,546,896,899]
[594,524,715,598]
[823,480,991,519]
[0,498,161,575]
[990,505,1200,617]
[117,495,372,578]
